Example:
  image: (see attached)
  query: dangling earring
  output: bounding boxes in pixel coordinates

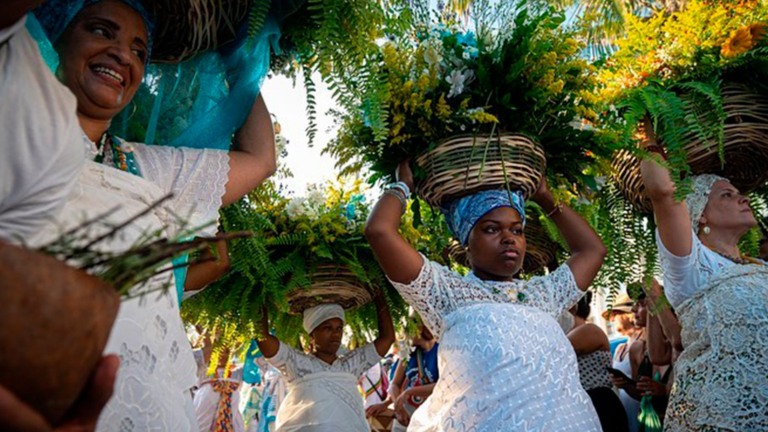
[703,226,711,235]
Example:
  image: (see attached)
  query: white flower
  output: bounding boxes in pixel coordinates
[446,69,475,98]
[306,189,326,209]
[286,197,307,219]
[424,45,440,68]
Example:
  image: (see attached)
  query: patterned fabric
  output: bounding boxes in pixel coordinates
[441,189,526,246]
[209,380,242,432]
[684,174,728,234]
[33,0,155,54]
[388,256,600,431]
[576,350,613,391]
[302,303,345,334]
[658,231,768,431]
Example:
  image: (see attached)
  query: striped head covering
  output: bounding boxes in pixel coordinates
[442,189,526,246]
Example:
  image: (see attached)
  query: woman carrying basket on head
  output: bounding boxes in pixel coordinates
[365,160,607,431]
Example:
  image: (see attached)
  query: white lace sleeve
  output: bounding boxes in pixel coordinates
[131,143,230,236]
[388,254,475,339]
[265,341,302,382]
[339,343,382,377]
[655,228,719,309]
[525,264,584,318]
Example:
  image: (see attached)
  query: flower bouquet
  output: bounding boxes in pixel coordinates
[182,181,410,346]
[327,1,607,206]
[596,0,768,203]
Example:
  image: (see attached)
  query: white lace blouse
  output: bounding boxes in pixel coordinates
[656,230,768,431]
[30,141,229,432]
[389,255,601,431]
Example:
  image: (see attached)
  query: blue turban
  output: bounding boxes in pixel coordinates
[33,0,155,58]
[442,189,526,246]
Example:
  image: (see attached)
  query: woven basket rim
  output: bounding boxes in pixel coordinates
[415,133,546,207]
[146,0,251,63]
[286,264,374,314]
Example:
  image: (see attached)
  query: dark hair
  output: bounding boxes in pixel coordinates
[575,291,593,319]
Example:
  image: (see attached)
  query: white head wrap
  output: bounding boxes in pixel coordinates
[685,174,729,234]
[302,303,345,335]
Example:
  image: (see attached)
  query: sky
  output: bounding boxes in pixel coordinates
[260,72,342,196]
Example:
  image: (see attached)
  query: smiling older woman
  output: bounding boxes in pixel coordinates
[365,161,607,431]
[1,0,276,430]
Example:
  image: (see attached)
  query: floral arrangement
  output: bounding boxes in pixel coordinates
[595,0,768,194]
[326,2,608,193]
[181,180,410,346]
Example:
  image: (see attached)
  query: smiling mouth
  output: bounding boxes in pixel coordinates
[91,66,125,86]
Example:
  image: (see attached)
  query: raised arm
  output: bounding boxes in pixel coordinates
[256,306,280,358]
[638,118,692,256]
[0,0,45,29]
[184,239,230,292]
[222,94,277,206]
[531,180,606,291]
[365,161,423,284]
[645,280,683,359]
[373,291,395,357]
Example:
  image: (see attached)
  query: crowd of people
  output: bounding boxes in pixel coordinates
[1,1,767,431]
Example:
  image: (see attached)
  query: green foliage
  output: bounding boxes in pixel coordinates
[595,0,768,194]
[325,0,611,195]
[269,0,413,145]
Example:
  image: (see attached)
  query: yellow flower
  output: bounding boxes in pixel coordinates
[721,27,754,58]
[435,94,451,119]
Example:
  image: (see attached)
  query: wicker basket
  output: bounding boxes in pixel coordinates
[415,134,546,207]
[445,217,559,275]
[613,84,768,212]
[287,265,373,314]
[147,0,251,63]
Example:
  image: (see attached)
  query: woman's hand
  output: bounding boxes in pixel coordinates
[531,177,555,209]
[610,375,633,390]
[394,390,411,425]
[395,160,414,191]
[365,402,390,418]
[636,376,668,397]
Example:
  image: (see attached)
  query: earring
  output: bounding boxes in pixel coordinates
[703,226,711,235]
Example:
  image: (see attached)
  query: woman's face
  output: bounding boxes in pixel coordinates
[700,181,757,233]
[55,0,149,122]
[310,318,344,356]
[466,206,527,281]
[411,325,434,348]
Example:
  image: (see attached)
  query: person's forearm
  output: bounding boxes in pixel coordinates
[374,294,395,356]
[536,194,605,258]
[646,315,671,366]
[407,383,436,398]
[234,95,275,160]
[388,384,401,401]
[1,0,45,29]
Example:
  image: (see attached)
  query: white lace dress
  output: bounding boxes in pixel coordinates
[389,255,602,432]
[267,341,382,432]
[30,140,229,432]
[657,231,768,431]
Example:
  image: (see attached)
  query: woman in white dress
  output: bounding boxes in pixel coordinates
[639,120,768,431]
[3,0,276,430]
[365,161,606,431]
[256,297,395,432]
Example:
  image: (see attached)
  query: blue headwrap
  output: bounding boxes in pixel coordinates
[33,0,155,60]
[442,190,526,246]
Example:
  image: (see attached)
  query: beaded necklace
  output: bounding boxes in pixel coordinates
[91,132,142,177]
[468,272,528,303]
[710,248,765,266]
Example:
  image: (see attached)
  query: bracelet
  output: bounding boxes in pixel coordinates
[546,203,563,218]
[386,181,411,198]
[383,189,407,214]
